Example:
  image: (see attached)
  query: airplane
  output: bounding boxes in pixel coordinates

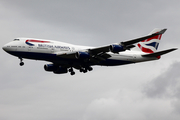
[2,28,177,75]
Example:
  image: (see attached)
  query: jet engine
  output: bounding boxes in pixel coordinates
[109,44,125,53]
[44,64,67,74]
[44,64,56,71]
[75,52,90,59]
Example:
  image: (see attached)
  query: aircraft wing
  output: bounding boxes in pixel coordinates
[88,28,167,54]
[122,29,167,46]
[57,29,167,61]
[56,50,111,61]
[56,51,77,59]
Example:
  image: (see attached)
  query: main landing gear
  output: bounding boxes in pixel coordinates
[69,67,75,75]
[80,66,93,73]
[68,66,93,75]
[19,57,24,66]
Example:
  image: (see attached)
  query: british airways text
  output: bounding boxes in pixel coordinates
[38,44,70,50]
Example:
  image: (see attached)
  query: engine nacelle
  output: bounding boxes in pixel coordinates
[44,64,56,72]
[75,52,90,59]
[109,44,125,53]
[44,64,67,74]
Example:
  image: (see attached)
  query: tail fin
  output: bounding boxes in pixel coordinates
[137,28,166,53]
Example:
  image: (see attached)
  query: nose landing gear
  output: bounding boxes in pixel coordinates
[19,57,24,66]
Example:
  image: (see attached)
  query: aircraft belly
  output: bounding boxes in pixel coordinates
[7,51,135,66]
[98,54,135,66]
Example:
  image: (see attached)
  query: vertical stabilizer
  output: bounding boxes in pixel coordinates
[136,28,166,53]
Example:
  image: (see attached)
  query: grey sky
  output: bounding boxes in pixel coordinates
[143,62,180,98]
[0,0,180,120]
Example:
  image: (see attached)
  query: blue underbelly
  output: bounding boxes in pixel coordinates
[7,51,134,66]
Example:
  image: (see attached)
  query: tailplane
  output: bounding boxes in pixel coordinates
[142,48,177,58]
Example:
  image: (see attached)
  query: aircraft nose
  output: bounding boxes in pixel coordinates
[2,43,10,52]
[2,45,7,51]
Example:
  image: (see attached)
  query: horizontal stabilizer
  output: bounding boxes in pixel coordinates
[142,48,177,57]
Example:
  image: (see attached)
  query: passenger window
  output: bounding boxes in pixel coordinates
[13,39,20,41]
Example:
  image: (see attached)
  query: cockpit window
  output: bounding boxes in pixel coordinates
[13,39,20,41]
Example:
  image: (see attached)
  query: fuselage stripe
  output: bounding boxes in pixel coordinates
[25,40,51,46]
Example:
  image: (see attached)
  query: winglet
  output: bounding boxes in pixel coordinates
[158,29,167,34]
[150,28,167,35]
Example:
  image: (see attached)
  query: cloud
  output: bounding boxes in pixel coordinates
[143,62,180,98]
[143,62,180,115]
[83,98,121,120]
[82,88,179,120]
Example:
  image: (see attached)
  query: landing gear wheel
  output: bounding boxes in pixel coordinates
[83,69,87,73]
[70,71,75,75]
[87,66,93,71]
[20,62,24,66]
[69,67,75,75]
[80,68,83,72]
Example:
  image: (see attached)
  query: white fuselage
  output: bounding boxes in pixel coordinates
[2,38,158,67]
[3,28,176,75]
